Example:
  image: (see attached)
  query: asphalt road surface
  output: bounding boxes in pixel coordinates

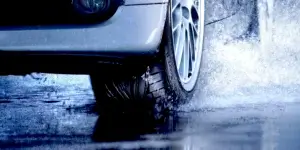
[1,1,300,149]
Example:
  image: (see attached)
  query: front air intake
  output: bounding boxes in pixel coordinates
[0,0,123,26]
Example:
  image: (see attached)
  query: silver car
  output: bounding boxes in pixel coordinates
[0,0,273,117]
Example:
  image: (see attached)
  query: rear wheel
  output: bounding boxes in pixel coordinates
[90,0,205,118]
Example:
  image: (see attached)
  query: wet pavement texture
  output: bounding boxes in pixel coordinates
[1,81,300,149]
[1,1,300,149]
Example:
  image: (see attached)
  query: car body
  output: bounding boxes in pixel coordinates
[0,0,256,74]
[0,0,274,117]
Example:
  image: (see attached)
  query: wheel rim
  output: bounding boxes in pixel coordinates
[171,0,204,91]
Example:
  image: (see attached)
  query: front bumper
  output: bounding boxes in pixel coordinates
[0,4,167,56]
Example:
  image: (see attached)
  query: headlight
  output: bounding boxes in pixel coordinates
[73,0,110,14]
[0,0,124,26]
[72,0,123,22]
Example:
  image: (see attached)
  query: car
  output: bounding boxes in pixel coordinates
[0,0,273,117]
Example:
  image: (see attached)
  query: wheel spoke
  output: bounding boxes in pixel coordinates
[172,0,181,12]
[182,30,190,79]
[172,4,182,30]
[188,27,193,77]
[172,22,181,33]
[189,23,196,61]
[192,23,198,36]
[175,26,185,70]
[173,23,182,47]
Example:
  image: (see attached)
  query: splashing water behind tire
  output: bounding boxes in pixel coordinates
[180,0,300,110]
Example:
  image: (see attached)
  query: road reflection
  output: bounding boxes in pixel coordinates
[0,79,297,150]
[90,102,286,150]
[92,112,180,142]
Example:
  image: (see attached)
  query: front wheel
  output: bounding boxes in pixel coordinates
[90,0,205,118]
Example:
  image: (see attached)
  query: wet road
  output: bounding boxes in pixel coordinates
[2,1,300,149]
[1,80,300,149]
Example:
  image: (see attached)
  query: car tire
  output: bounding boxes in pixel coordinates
[90,0,205,119]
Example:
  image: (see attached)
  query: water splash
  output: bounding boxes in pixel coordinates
[181,1,300,110]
